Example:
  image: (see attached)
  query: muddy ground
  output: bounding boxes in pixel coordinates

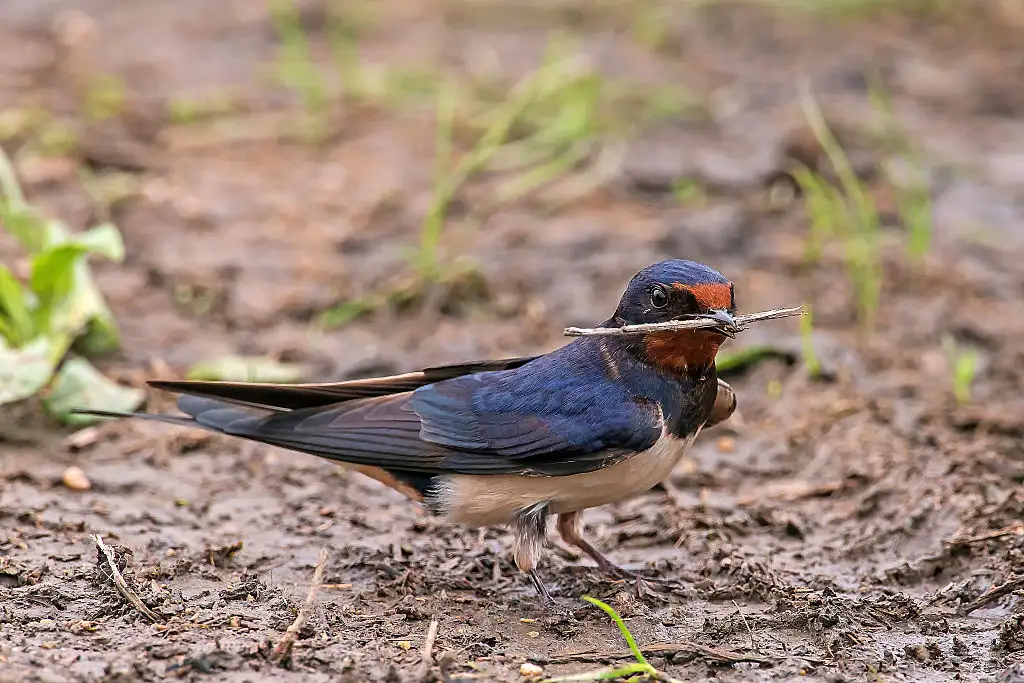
[2,1,1024,681]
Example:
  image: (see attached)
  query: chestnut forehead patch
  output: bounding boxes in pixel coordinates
[672,282,733,310]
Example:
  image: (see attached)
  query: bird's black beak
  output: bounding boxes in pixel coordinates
[700,308,738,338]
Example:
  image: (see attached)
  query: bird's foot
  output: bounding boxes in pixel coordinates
[587,557,680,600]
[589,555,670,584]
[525,570,579,618]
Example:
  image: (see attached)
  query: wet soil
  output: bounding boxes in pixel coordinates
[2,1,1024,681]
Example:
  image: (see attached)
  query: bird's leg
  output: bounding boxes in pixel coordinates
[513,502,555,602]
[557,511,666,584]
[527,569,553,602]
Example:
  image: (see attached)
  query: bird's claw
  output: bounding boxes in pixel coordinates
[595,559,670,584]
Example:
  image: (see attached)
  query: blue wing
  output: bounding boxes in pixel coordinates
[150,342,665,477]
[411,353,664,474]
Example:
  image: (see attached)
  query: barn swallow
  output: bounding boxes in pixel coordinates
[77,259,739,600]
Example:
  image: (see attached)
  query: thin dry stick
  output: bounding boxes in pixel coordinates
[732,600,758,652]
[564,306,804,337]
[92,534,161,623]
[945,524,1024,548]
[551,641,775,666]
[416,619,440,679]
[958,574,1024,616]
[270,549,330,664]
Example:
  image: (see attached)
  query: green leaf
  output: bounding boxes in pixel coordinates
[0,336,57,404]
[186,356,308,383]
[42,356,144,425]
[30,244,89,314]
[27,226,125,353]
[0,265,35,346]
[56,271,121,354]
[75,314,121,355]
[67,222,125,262]
[0,203,49,253]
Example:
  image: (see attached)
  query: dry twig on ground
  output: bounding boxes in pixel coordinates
[959,574,1024,615]
[416,619,440,681]
[92,534,161,623]
[551,641,776,666]
[270,549,330,665]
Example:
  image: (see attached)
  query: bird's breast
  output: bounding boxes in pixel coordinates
[433,430,699,527]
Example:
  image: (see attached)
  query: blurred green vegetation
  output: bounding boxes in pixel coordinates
[0,148,143,424]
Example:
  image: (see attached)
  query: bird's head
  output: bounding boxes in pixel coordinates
[611,259,737,375]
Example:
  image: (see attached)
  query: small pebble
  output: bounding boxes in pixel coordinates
[520,662,543,677]
[716,436,736,453]
[62,466,91,491]
[63,426,100,450]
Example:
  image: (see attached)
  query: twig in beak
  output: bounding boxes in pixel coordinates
[563,306,805,337]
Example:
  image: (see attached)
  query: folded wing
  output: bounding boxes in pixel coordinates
[143,357,664,478]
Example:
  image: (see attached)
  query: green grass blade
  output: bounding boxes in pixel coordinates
[716,345,793,375]
[316,297,379,330]
[800,304,822,379]
[800,84,868,222]
[791,165,840,262]
[269,0,329,139]
[582,596,649,667]
[418,81,457,280]
[541,661,653,682]
[493,138,593,205]
[942,335,979,405]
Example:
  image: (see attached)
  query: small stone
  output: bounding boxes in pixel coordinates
[520,662,543,677]
[52,9,97,48]
[904,643,931,661]
[70,620,98,634]
[62,466,91,491]
[716,436,736,454]
[63,426,100,450]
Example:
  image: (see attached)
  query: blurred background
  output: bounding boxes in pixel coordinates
[2,1,1024,681]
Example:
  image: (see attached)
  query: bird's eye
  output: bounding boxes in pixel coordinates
[649,285,668,309]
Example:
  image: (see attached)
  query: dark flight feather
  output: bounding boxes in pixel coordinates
[147,356,541,412]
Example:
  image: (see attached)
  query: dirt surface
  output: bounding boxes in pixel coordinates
[2,1,1024,681]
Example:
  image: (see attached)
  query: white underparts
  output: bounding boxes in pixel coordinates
[434,429,699,528]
